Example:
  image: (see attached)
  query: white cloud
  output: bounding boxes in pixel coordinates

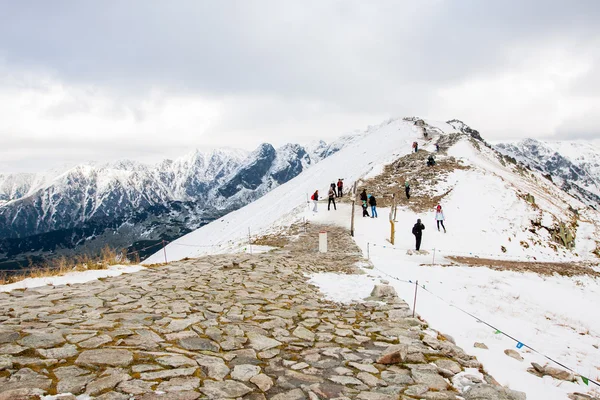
[0,1,599,171]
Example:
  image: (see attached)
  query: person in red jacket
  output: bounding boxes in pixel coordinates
[311,190,319,212]
[337,179,344,197]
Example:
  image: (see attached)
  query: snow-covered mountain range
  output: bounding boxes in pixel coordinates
[495,139,600,210]
[0,135,358,265]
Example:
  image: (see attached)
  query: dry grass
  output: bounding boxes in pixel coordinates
[352,145,470,213]
[0,246,133,286]
[448,256,600,278]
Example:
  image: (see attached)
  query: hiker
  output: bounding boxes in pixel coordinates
[360,189,369,217]
[330,183,338,197]
[311,190,319,212]
[412,142,418,153]
[427,155,436,167]
[435,143,440,152]
[328,185,337,211]
[368,194,378,218]
[412,218,425,251]
[337,179,343,197]
[423,128,428,139]
[405,182,410,199]
[435,204,446,232]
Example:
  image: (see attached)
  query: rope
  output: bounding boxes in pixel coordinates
[365,256,599,388]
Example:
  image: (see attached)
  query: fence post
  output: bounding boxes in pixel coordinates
[162,240,168,264]
[248,228,252,255]
[367,242,370,260]
[412,280,419,318]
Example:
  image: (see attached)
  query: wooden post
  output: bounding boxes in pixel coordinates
[162,240,168,264]
[248,228,252,255]
[412,280,419,318]
[350,181,358,237]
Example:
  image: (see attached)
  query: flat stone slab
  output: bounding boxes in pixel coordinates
[75,349,133,367]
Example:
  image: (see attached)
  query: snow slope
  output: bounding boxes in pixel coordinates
[144,118,417,263]
[307,205,600,400]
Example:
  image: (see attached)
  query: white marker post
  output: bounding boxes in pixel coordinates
[319,231,328,253]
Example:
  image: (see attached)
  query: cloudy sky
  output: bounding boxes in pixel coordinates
[1,0,599,172]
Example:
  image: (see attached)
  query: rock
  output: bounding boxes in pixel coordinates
[568,393,598,400]
[0,331,19,344]
[199,380,252,398]
[503,349,523,361]
[0,344,25,355]
[271,388,306,400]
[349,362,379,374]
[474,342,488,349]
[376,344,408,364]
[0,355,13,371]
[433,359,462,374]
[369,284,398,299]
[195,355,230,380]
[464,384,526,400]
[140,367,197,380]
[250,373,274,392]
[117,379,156,395]
[411,370,449,390]
[544,365,574,381]
[86,372,131,396]
[0,368,52,393]
[381,370,414,385]
[531,362,545,373]
[156,377,200,392]
[293,326,315,341]
[57,374,94,395]
[0,388,46,400]
[231,364,261,381]
[18,332,65,349]
[247,332,282,351]
[404,384,429,397]
[38,344,79,359]
[356,392,397,400]
[357,372,382,387]
[137,392,200,400]
[76,349,133,367]
[291,362,309,370]
[156,354,196,368]
[178,337,220,352]
[78,334,112,349]
[329,375,364,385]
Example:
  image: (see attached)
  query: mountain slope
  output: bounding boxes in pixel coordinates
[0,140,351,264]
[495,139,600,210]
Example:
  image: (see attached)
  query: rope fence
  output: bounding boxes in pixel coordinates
[366,261,599,388]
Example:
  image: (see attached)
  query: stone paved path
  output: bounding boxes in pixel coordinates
[0,225,525,400]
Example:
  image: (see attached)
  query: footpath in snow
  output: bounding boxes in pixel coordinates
[306,203,600,400]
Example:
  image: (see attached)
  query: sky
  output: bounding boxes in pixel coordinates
[1,0,599,172]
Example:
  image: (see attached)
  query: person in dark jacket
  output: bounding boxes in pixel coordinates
[328,184,337,211]
[412,219,425,250]
[368,194,378,218]
[360,189,369,217]
[427,154,436,167]
[405,182,410,199]
[337,179,343,197]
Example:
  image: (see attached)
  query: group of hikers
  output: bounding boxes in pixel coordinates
[359,189,377,218]
[311,179,344,212]
[412,141,440,167]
